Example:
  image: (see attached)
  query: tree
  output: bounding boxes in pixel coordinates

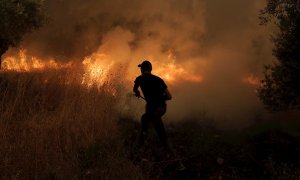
[258,0,300,111]
[0,0,44,68]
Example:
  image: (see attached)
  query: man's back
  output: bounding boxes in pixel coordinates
[134,73,167,107]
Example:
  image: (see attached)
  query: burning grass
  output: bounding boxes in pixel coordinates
[0,71,142,179]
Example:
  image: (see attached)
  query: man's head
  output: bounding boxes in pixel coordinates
[138,60,152,74]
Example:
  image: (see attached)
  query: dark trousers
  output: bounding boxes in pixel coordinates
[139,104,167,147]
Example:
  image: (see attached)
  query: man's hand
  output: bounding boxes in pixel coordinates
[133,83,141,98]
[135,91,141,98]
[164,89,172,100]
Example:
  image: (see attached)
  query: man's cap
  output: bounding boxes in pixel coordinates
[138,60,152,70]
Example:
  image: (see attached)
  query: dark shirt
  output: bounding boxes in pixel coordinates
[134,73,167,107]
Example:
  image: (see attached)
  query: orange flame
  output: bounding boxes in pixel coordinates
[2,49,204,89]
[242,74,259,86]
[2,50,72,71]
[154,62,203,84]
[81,53,114,88]
[153,50,203,84]
[2,50,117,89]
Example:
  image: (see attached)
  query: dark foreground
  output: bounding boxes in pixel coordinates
[120,118,300,179]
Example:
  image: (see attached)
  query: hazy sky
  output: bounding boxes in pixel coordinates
[6,0,278,129]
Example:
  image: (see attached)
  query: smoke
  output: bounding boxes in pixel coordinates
[5,0,279,129]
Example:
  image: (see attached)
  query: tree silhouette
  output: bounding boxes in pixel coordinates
[258,0,300,111]
[0,0,44,68]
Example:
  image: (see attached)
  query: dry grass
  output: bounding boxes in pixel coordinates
[2,70,300,179]
[0,70,143,179]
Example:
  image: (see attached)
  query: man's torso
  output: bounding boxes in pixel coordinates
[135,74,167,107]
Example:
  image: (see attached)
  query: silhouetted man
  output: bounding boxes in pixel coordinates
[133,60,172,148]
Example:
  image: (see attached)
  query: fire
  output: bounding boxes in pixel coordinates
[2,48,204,90]
[242,74,259,86]
[153,50,203,84]
[154,61,203,84]
[2,50,72,71]
[81,53,114,88]
[2,49,262,91]
[2,49,116,89]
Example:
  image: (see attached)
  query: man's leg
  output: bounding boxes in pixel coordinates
[138,113,150,147]
[153,117,167,147]
[152,106,168,147]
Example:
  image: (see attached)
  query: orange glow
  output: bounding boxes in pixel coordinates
[81,53,114,88]
[2,50,72,71]
[2,50,116,89]
[154,62,203,84]
[2,47,203,88]
[242,74,259,86]
[153,50,203,84]
[2,49,260,90]
[2,49,204,89]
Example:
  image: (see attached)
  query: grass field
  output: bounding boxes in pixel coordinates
[1,71,300,179]
[0,70,143,179]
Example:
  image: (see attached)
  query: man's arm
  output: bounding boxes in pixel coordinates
[164,89,172,100]
[133,83,140,97]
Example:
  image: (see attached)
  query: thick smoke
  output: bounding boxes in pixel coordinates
[6,0,280,129]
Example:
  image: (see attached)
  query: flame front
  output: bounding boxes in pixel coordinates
[154,62,203,84]
[2,49,204,89]
[2,50,116,89]
[2,49,262,90]
[2,50,72,71]
[81,53,114,88]
[153,50,203,84]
